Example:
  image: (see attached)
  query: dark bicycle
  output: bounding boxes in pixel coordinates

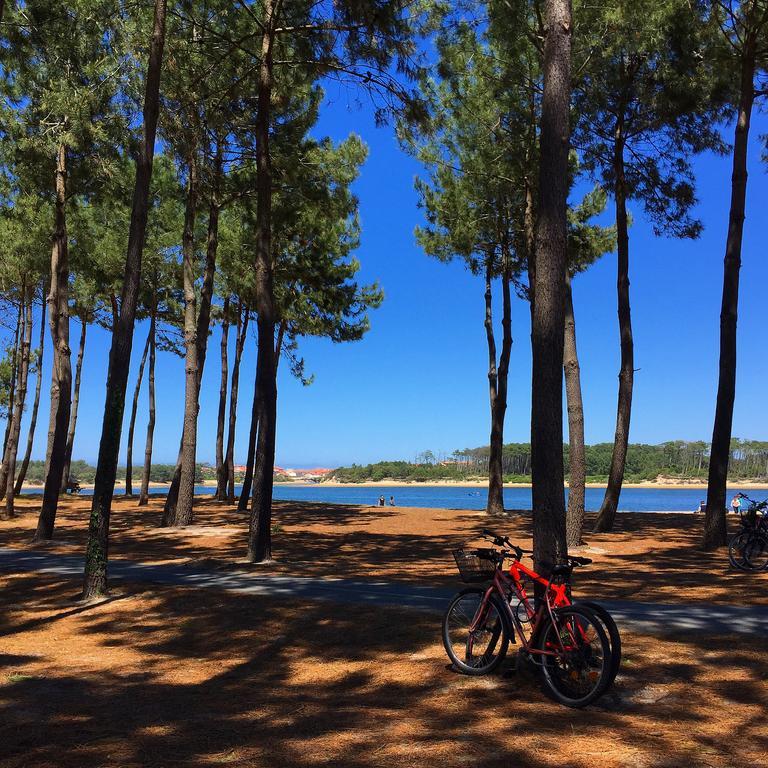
[728,494,768,571]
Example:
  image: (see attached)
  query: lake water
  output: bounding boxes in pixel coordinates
[23,483,768,513]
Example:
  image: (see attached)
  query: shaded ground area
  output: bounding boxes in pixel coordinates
[4,547,768,635]
[1,571,766,768]
[2,495,765,605]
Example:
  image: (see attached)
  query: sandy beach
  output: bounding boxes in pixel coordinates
[20,478,768,492]
[296,479,768,490]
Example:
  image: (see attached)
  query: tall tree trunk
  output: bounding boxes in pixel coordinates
[703,35,756,550]
[162,444,184,520]
[139,298,157,506]
[593,123,633,534]
[238,370,259,512]
[164,150,220,527]
[485,259,512,516]
[169,153,200,527]
[247,4,279,563]
[564,275,586,547]
[0,288,27,503]
[239,320,284,512]
[125,328,151,496]
[82,0,167,599]
[60,318,87,493]
[35,143,73,541]
[226,303,249,502]
[524,63,537,315]
[1,300,22,462]
[215,297,230,500]
[3,286,32,519]
[530,0,571,577]
[15,293,46,495]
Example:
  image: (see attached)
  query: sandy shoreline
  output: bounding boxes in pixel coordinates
[296,479,768,490]
[20,479,768,492]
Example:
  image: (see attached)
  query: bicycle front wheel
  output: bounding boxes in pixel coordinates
[442,587,510,675]
[536,606,611,708]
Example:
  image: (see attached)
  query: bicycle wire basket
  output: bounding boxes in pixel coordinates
[452,547,499,583]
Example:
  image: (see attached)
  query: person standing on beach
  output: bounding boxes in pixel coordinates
[731,494,742,515]
[378,495,385,507]
[389,496,395,506]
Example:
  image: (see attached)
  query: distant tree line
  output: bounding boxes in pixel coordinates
[20,461,209,486]
[331,440,768,483]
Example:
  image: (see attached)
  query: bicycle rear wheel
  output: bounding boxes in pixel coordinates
[442,587,510,675]
[743,534,768,571]
[536,605,611,708]
[574,600,621,685]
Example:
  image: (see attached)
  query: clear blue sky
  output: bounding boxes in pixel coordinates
[12,91,768,469]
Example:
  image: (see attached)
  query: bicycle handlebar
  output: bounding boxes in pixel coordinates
[480,528,592,567]
[736,494,768,509]
[481,528,526,560]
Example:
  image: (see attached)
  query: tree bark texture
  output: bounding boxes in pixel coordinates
[36,143,73,541]
[125,327,151,496]
[15,294,46,495]
[248,2,278,563]
[485,261,512,516]
[163,148,221,526]
[593,123,633,534]
[2,287,32,518]
[703,34,757,549]
[239,313,284,513]
[238,370,259,512]
[564,275,586,547]
[139,299,157,506]
[172,152,202,527]
[226,303,249,502]
[215,297,230,500]
[1,300,21,464]
[530,0,571,577]
[83,0,167,599]
[60,318,87,493]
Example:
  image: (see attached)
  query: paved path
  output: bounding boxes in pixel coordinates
[2,546,767,635]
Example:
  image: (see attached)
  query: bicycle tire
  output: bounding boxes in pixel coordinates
[730,531,757,571]
[744,533,768,571]
[535,605,612,708]
[573,600,622,685]
[442,587,511,675]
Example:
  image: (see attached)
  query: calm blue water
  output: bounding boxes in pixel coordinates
[22,483,768,513]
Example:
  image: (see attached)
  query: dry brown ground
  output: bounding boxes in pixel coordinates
[0,570,766,768]
[2,498,767,767]
[1,494,766,605]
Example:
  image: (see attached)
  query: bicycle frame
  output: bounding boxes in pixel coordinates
[469,560,577,659]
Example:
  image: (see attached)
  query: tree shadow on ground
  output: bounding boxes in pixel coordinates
[0,571,766,768]
[3,500,765,604]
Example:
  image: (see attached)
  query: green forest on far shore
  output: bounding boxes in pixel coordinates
[20,461,226,486]
[330,440,768,484]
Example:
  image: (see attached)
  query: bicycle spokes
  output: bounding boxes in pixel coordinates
[443,591,509,674]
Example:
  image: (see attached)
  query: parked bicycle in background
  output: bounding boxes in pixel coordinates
[728,493,768,571]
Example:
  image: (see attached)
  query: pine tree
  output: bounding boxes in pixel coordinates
[573,0,725,533]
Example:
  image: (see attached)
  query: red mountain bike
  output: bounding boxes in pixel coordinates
[442,529,620,708]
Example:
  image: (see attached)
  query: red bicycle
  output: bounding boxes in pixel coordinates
[442,529,620,707]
